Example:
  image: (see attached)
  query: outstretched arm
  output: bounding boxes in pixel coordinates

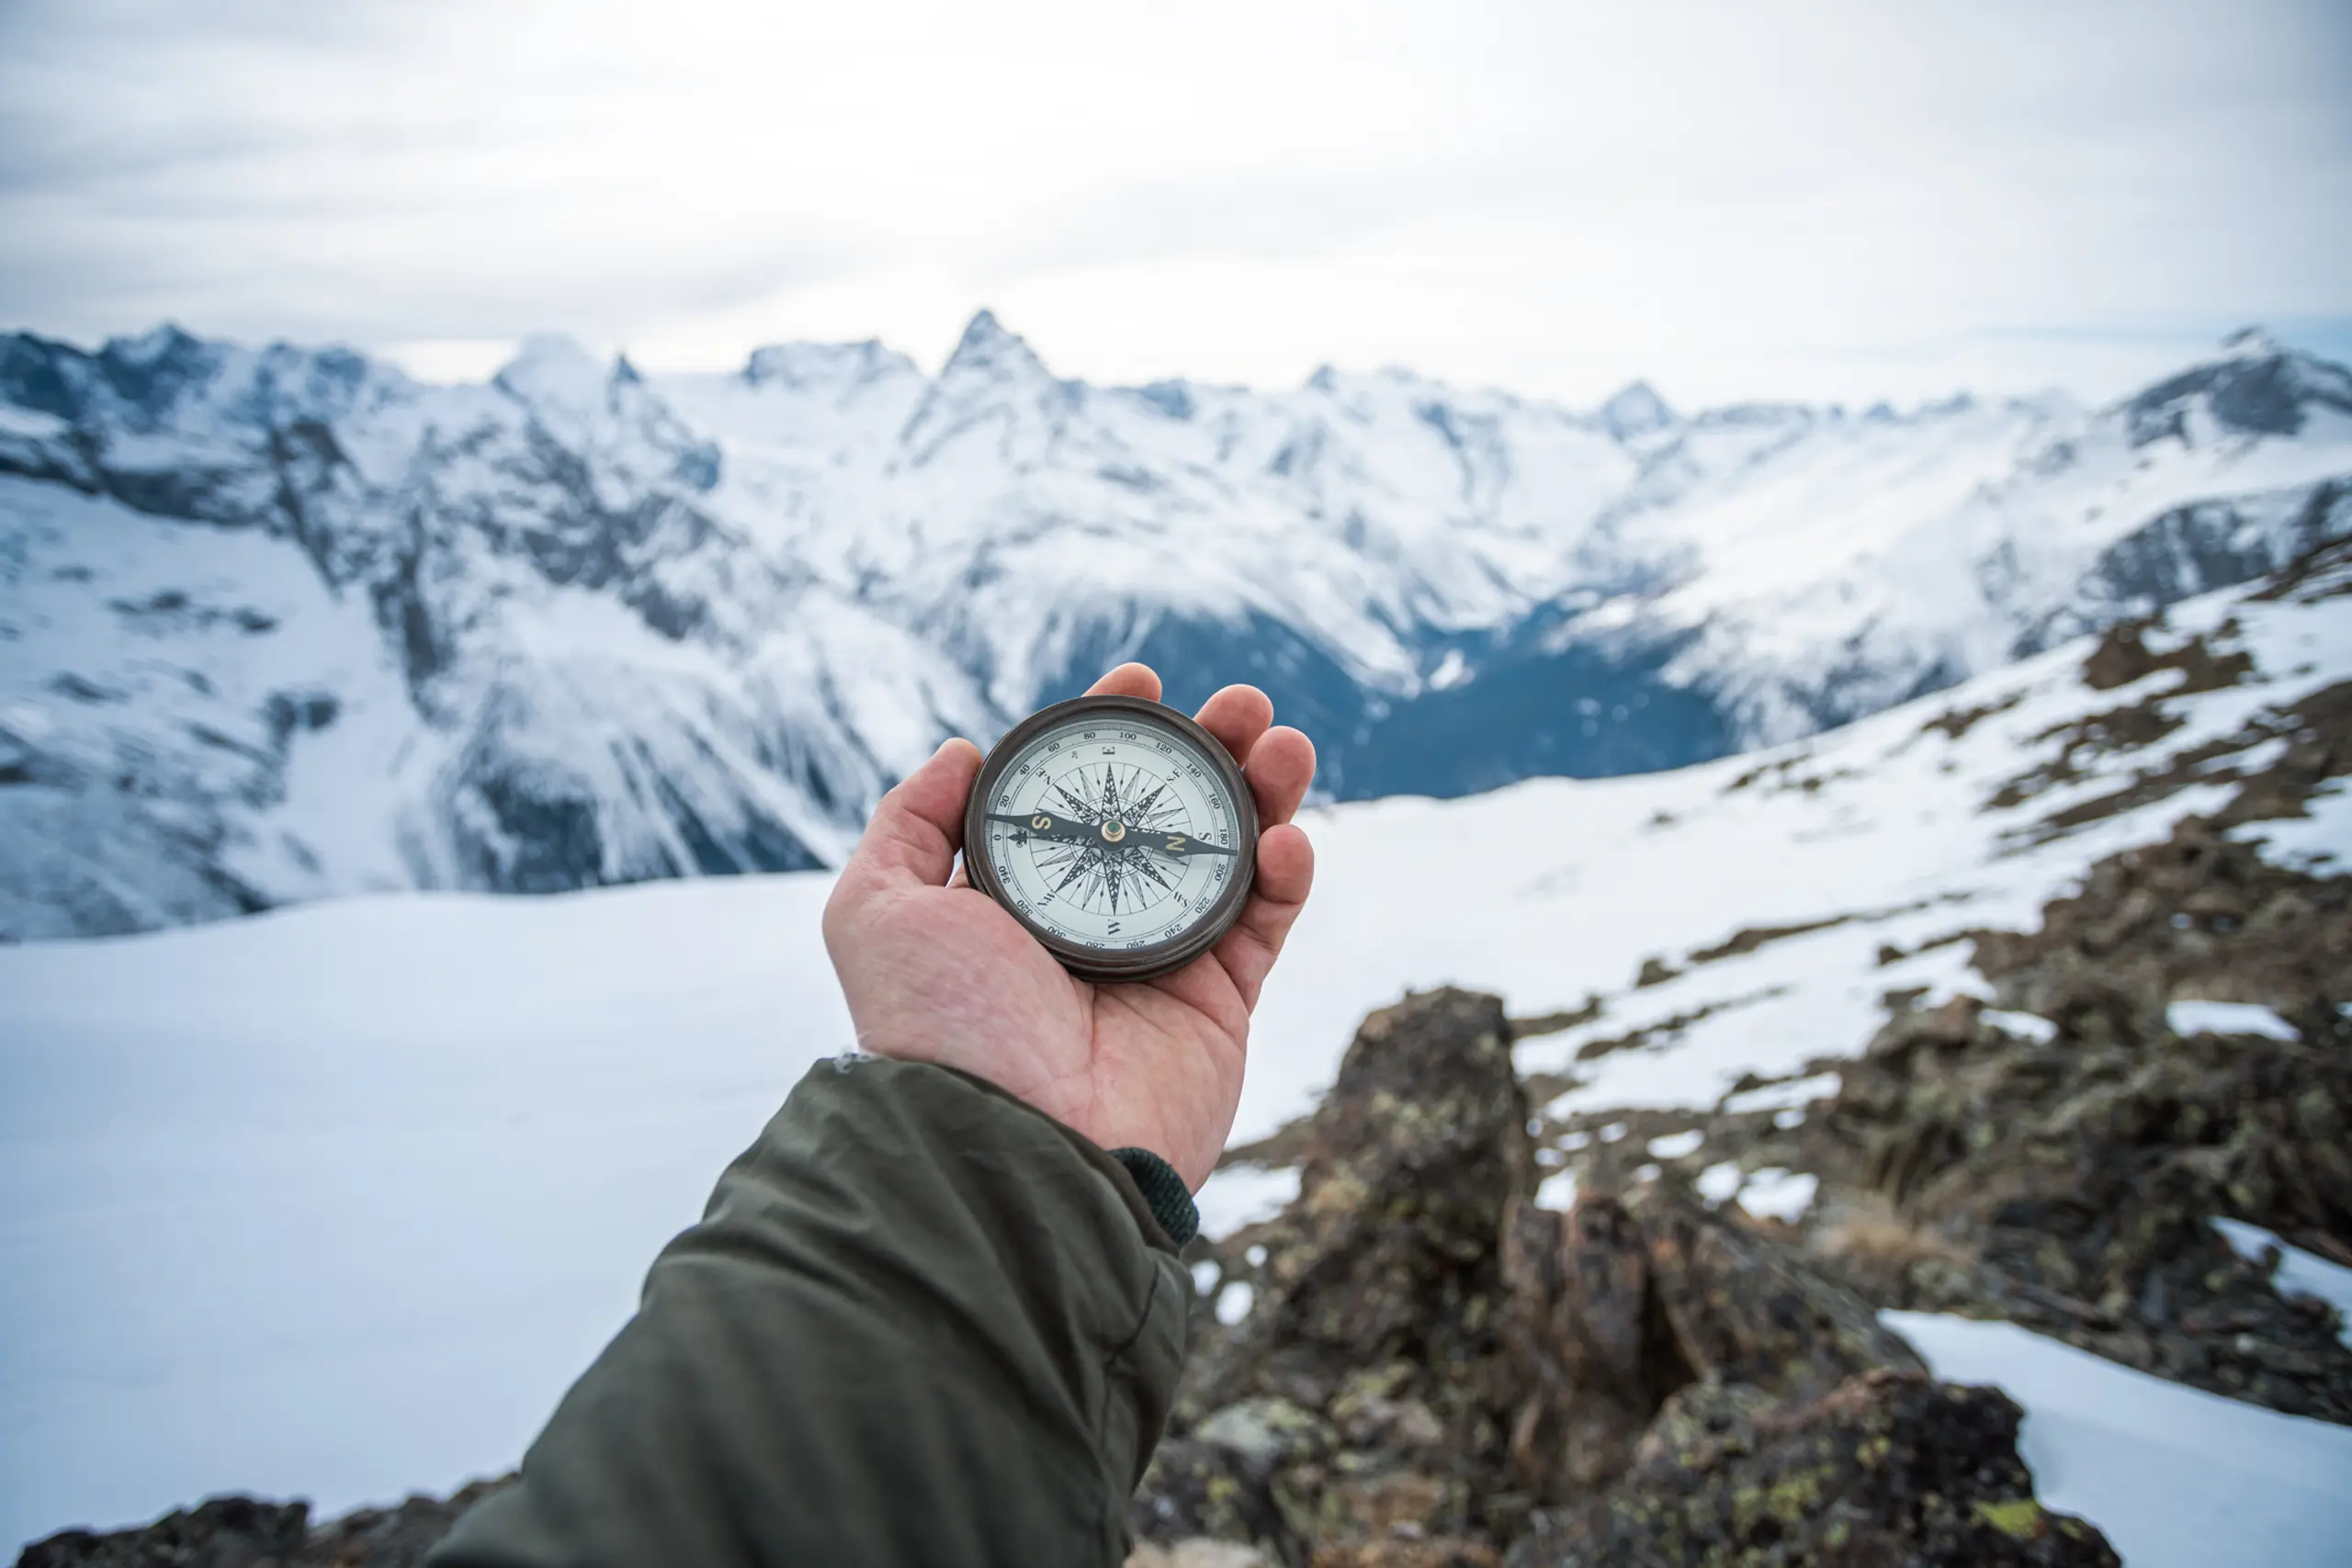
[434,664,1315,1566]
[430,1056,1192,1567]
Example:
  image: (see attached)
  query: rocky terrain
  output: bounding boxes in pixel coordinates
[13,1488,508,1568]
[1154,993,2170,1566]
[1495,554,2352,1435]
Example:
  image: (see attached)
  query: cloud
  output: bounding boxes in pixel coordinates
[2,0,2346,404]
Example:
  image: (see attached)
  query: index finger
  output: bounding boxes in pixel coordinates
[1086,663,1161,703]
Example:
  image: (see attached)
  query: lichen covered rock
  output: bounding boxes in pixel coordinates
[17,1483,512,1568]
[1816,816,2352,1418]
[1504,1371,2118,1567]
[1141,988,1532,1565]
[1499,1185,1922,1506]
[1142,987,2107,1567]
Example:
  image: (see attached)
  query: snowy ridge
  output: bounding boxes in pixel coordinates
[4,319,2349,937]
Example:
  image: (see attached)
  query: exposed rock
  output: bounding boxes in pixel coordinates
[1499,1197,1676,1495]
[1630,1184,1924,1399]
[1810,815,2352,1419]
[17,1496,310,1568]
[1129,1434,1310,1564]
[15,1482,510,1568]
[1147,988,2103,1566]
[1505,1371,2118,1568]
[1182,988,1530,1417]
[25,979,2143,1568]
[1499,1186,1922,1506]
[1142,988,1532,1565]
[2077,617,2253,694]
[1518,628,2352,1428]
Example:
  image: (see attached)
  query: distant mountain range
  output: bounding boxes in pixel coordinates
[2,314,2347,939]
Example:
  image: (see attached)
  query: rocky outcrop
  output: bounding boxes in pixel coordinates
[1197,988,1530,1400]
[1510,561,2352,1431]
[1141,989,2109,1568]
[1141,988,1532,1565]
[1808,814,2352,1419]
[1500,1186,1924,1504]
[1506,1371,2118,1568]
[17,1483,510,1568]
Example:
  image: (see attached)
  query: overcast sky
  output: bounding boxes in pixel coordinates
[2,0,2346,408]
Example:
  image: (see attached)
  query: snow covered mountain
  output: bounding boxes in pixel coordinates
[3,315,2347,939]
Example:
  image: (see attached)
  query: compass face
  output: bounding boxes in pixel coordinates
[963,695,1258,982]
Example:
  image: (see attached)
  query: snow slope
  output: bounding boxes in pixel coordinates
[1239,547,2351,1144]
[5,319,2347,937]
[2,548,2347,1551]
[1891,1312,2352,1568]
[0,879,845,1551]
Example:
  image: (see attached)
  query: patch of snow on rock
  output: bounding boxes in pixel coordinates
[1736,1168,1819,1223]
[1981,1010,2059,1044]
[2166,1000,2300,1041]
[1695,1162,1745,1205]
[1535,1169,1581,1212]
[2211,1219,2352,1349]
[1721,1072,1842,1114]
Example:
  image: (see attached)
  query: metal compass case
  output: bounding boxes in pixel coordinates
[962,694,1259,982]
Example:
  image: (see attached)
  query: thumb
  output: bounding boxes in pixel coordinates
[842,738,984,891]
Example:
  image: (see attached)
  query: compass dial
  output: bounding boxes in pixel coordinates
[963,694,1258,982]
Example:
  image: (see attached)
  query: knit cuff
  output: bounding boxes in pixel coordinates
[1108,1147,1199,1248]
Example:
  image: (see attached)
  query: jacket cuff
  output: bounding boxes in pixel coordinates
[1109,1147,1199,1247]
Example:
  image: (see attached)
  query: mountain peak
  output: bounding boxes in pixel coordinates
[1599,379,1676,438]
[90,322,223,417]
[2220,325,2280,360]
[741,339,915,390]
[493,333,619,410]
[941,310,1049,381]
[2124,329,2352,446]
[101,322,206,368]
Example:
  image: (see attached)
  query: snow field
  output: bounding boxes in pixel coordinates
[1,877,846,1550]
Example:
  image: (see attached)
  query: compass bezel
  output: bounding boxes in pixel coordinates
[961,694,1260,983]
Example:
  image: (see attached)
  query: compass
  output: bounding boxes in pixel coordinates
[962,694,1259,982]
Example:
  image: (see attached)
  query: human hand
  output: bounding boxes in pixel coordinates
[820,664,1317,1189]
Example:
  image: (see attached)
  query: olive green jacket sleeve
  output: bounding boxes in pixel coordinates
[429,1055,1193,1568]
